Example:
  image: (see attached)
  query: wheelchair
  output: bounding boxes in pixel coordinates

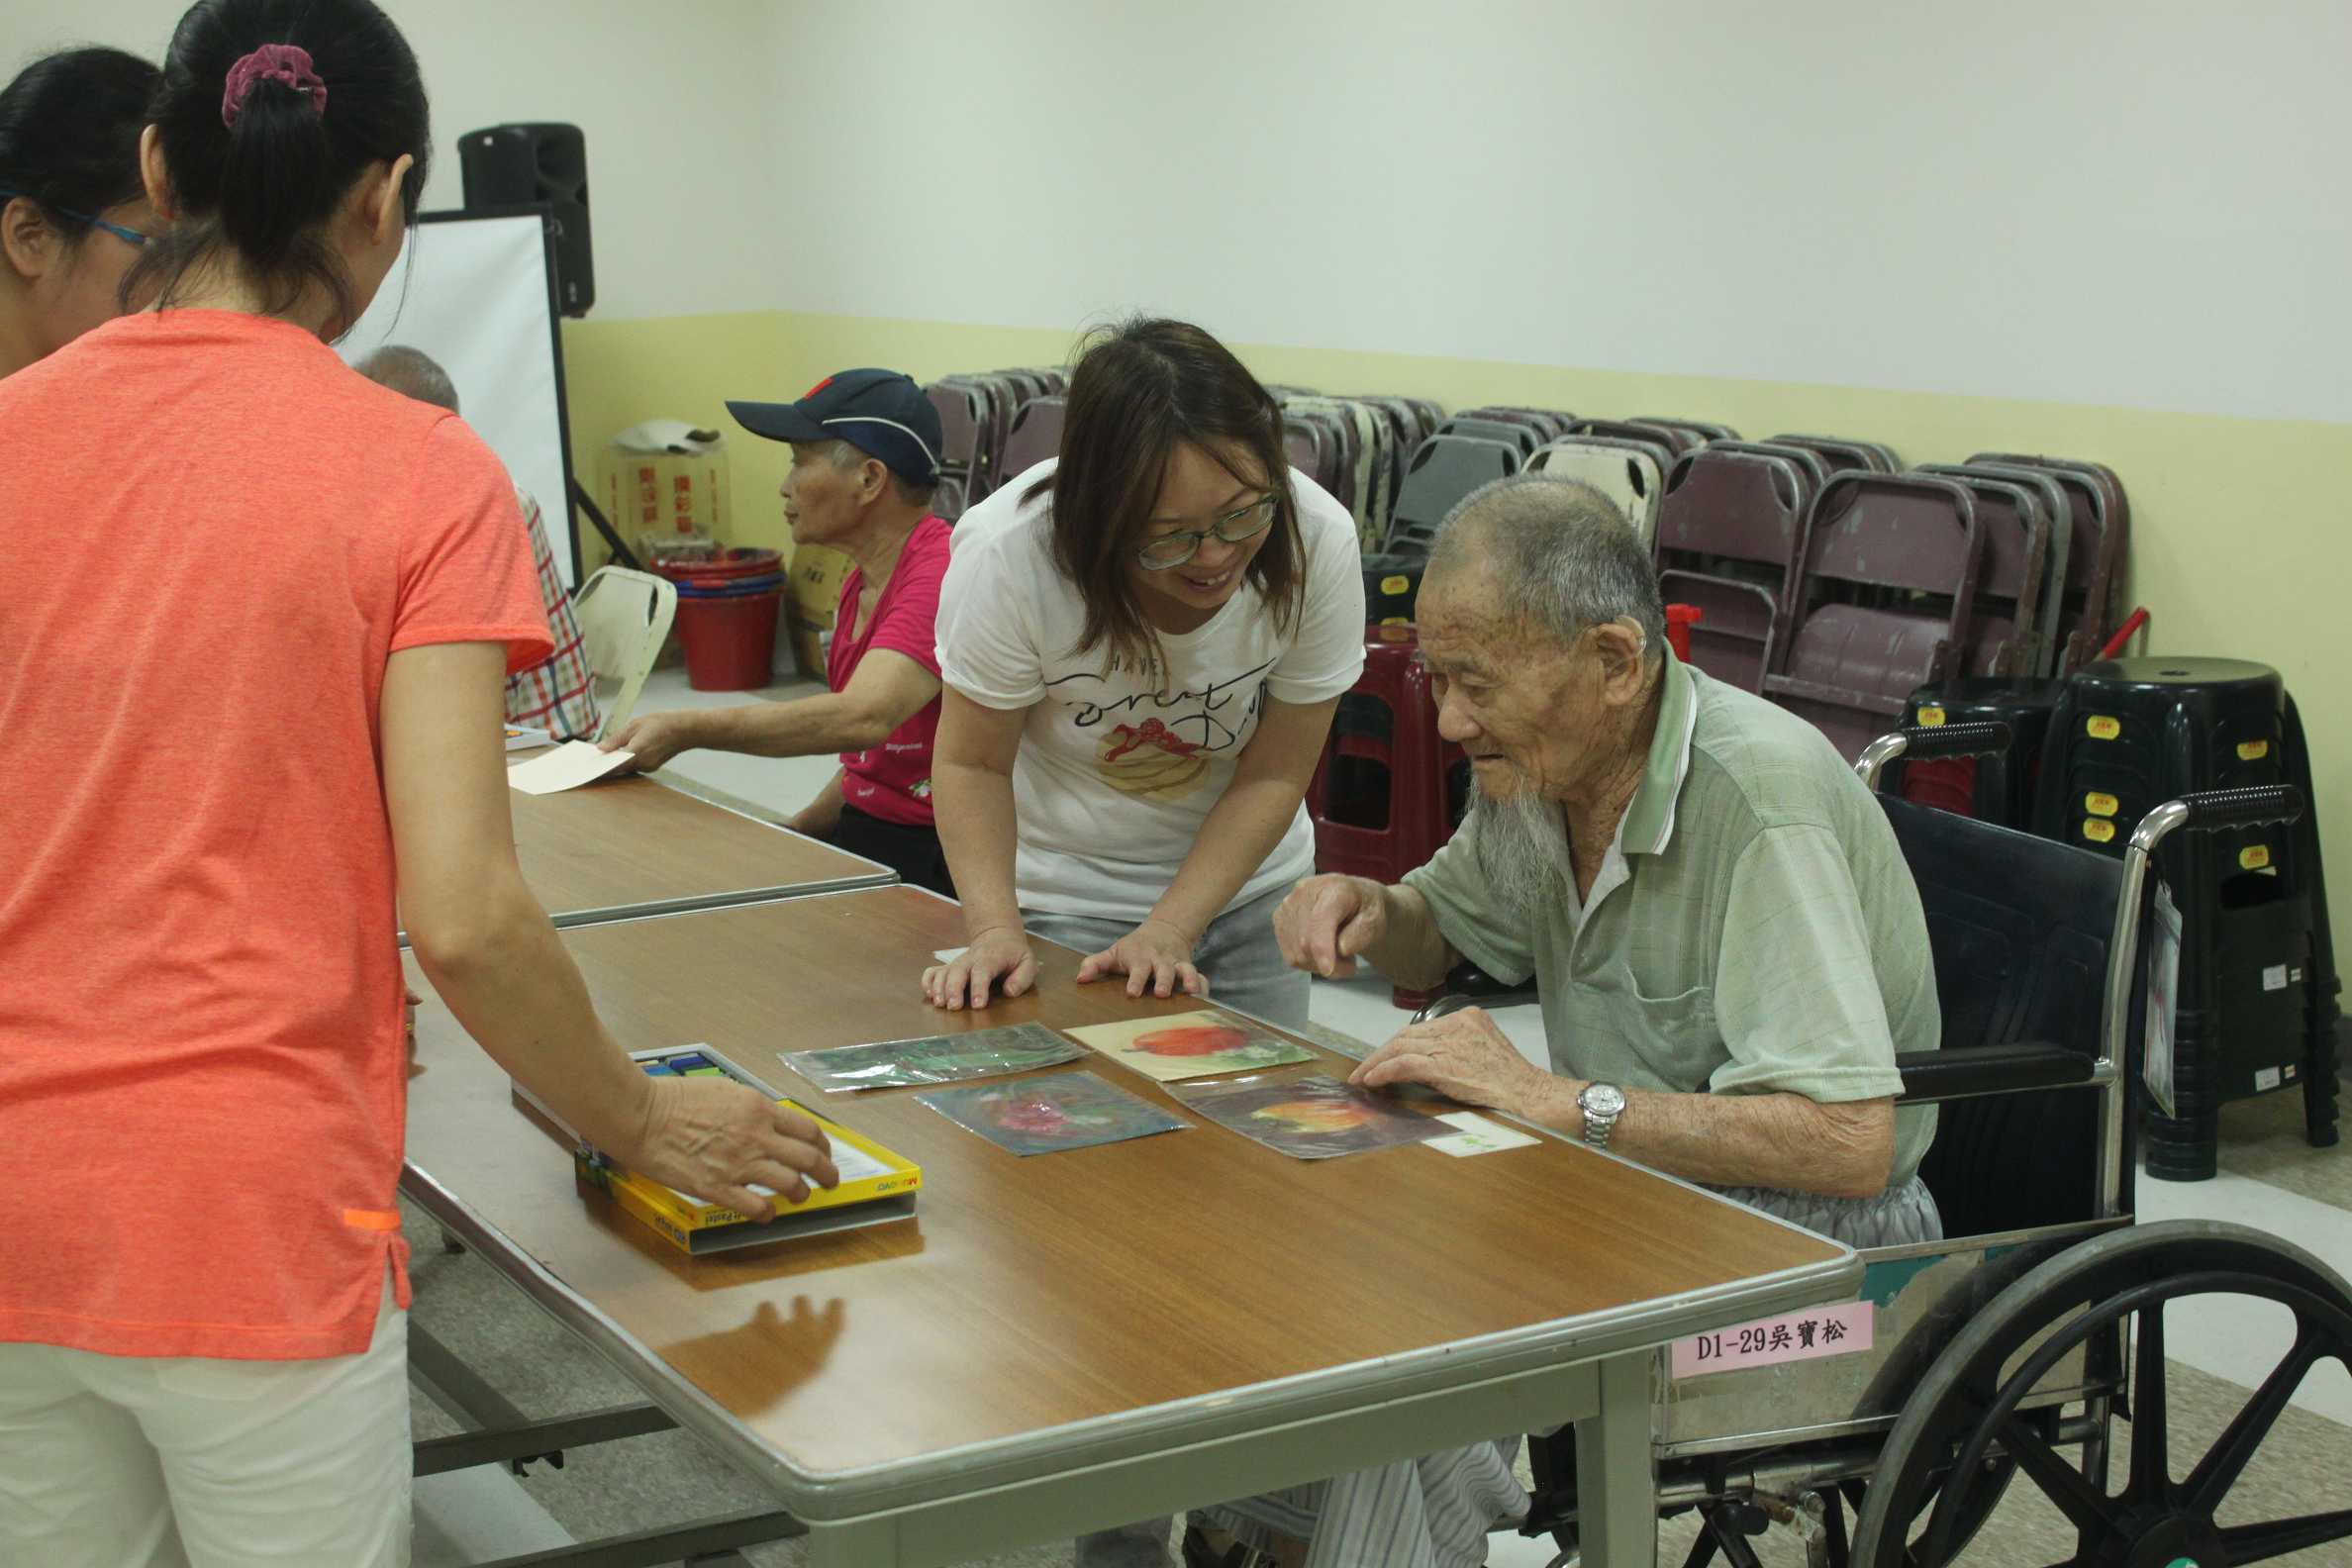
[1421,721,2352,1567]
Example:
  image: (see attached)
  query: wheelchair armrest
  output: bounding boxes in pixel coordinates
[1414,960,1540,1023]
[1892,1041,2095,1105]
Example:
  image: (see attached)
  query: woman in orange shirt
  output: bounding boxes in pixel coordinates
[0,47,161,378]
[0,4,833,1564]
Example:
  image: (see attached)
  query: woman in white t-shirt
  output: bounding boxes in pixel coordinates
[925,318,1366,1029]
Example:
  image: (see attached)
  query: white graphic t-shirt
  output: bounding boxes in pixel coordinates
[936,459,1367,922]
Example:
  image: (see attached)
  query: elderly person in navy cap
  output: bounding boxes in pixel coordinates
[606,369,957,895]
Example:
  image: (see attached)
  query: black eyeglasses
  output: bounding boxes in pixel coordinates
[1134,494,1279,571]
[0,187,152,248]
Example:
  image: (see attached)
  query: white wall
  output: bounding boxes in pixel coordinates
[2,0,785,321]
[13,1,2349,421]
[767,0,2352,424]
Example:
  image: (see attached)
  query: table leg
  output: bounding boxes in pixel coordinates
[1572,1349,1656,1568]
[806,1517,898,1568]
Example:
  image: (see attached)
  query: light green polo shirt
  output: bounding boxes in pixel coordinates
[1403,653,1941,1188]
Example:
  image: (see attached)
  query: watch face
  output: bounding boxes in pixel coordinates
[1584,1084,1627,1116]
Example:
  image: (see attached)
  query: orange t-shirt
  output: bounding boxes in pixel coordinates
[0,311,553,1360]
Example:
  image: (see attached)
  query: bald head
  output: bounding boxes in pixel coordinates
[1426,473,1665,661]
[353,344,460,415]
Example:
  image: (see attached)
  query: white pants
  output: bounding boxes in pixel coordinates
[0,1276,411,1568]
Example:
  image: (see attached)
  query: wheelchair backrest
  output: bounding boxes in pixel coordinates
[1881,795,2135,1237]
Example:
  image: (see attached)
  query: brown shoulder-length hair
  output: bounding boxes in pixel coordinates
[1024,317,1305,681]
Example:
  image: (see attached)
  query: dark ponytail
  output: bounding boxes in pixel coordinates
[123,0,429,331]
[0,48,160,244]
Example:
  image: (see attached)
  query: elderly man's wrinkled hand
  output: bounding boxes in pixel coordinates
[600,710,701,773]
[1275,873,1387,978]
[1350,1007,1550,1114]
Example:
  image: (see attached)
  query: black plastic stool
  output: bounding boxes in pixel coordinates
[1891,678,2062,829]
[2036,657,2341,1178]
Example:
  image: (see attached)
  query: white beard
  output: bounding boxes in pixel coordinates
[1467,775,1576,919]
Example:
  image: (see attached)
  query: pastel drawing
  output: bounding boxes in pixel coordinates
[1131,1024,1250,1057]
[1250,1099,1376,1134]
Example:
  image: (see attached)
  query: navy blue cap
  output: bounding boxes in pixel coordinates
[726,368,942,485]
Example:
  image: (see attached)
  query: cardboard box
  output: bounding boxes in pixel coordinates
[786,542,854,681]
[600,423,733,558]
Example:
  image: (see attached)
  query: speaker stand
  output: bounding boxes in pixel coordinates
[568,476,642,575]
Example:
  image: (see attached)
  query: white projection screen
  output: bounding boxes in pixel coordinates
[337,207,581,585]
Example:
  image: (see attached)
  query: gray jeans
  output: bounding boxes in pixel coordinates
[1024,882,1310,1030]
[1712,1172,1945,1248]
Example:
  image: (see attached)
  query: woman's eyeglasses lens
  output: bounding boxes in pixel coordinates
[1137,497,1277,570]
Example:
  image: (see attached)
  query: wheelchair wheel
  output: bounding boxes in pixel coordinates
[1853,1220,2352,1566]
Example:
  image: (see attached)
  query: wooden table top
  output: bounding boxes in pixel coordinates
[499,762,889,923]
[402,887,1846,1486]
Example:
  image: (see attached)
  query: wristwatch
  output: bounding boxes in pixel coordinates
[1577,1083,1627,1149]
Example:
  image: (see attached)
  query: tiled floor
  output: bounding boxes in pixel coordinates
[412,670,2352,1565]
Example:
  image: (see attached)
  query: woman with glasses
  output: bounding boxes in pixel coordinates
[927,317,1366,1029]
[0,47,162,378]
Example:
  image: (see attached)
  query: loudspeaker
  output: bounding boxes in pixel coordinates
[458,123,594,316]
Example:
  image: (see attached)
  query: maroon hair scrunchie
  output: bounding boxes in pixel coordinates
[221,43,328,128]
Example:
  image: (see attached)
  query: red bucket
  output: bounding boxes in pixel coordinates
[677,584,781,691]
[651,546,781,585]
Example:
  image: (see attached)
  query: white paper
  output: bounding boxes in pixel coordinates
[932,947,967,964]
[509,740,636,796]
[1423,1111,1541,1157]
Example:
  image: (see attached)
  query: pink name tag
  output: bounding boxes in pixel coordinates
[1671,1301,1875,1379]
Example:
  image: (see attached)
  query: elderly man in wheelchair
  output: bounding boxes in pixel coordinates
[1273,475,2352,1567]
[1279,473,1941,1250]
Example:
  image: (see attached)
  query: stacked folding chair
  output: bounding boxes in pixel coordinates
[1434,415,1540,458]
[1385,433,1521,555]
[925,382,990,515]
[997,396,1066,490]
[1771,433,1902,475]
[1650,444,1820,693]
[1760,472,1986,760]
[1456,406,1577,441]
[1569,417,1709,456]
[1525,436,1666,545]
[1633,415,1740,445]
[1968,452,2130,671]
[1914,464,2060,677]
[925,369,1070,506]
[1279,392,1406,552]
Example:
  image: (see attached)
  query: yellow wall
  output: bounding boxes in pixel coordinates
[561,309,2352,940]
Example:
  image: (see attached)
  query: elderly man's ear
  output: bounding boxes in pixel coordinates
[1589,618,1655,702]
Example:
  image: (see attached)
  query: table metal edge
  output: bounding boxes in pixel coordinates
[399,1153,1855,1521]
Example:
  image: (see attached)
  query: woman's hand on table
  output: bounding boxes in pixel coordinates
[923,926,1037,1010]
[622,1078,838,1220]
[1075,917,1208,1002]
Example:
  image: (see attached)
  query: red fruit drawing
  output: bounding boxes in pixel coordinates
[1131,1024,1250,1058]
[996,1097,1073,1134]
